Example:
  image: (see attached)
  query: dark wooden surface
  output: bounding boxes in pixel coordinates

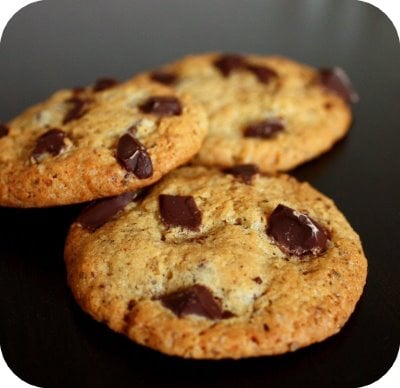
[0,1,399,387]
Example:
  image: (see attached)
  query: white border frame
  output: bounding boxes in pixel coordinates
[0,1,398,387]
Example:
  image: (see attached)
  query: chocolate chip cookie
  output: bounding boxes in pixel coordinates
[65,166,367,359]
[0,77,207,207]
[141,53,357,172]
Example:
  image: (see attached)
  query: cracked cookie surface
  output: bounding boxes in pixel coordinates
[65,166,367,359]
[140,53,355,172]
[0,77,207,207]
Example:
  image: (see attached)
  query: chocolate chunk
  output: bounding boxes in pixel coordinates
[72,87,85,95]
[266,204,329,256]
[93,77,118,92]
[139,96,182,116]
[117,134,140,171]
[213,54,246,76]
[150,71,177,85]
[243,119,284,138]
[213,54,278,84]
[63,97,89,124]
[223,164,259,184]
[160,285,226,319]
[222,310,235,319]
[252,277,263,284]
[0,123,9,138]
[77,191,137,231]
[116,133,153,179]
[31,128,66,161]
[134,151,153,179]
[246,64,278,84]
[133,186,152,202]
[159,194,201,230]
[319,68,359,104]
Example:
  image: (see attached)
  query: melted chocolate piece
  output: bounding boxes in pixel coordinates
[0,123,9,138]
[244,119,284,138]
[72,87,85,95]
[246,64,278,84]
[150,71,177,85]
[160,285,228,319]
[266,204,329,256]
[31,128,66,161]
[139,96,182,116]
[213,54,246,76]
[159,194,201,230]
[213,54,278,85]
[116,133,153,179]
[63,97,89,124]
[221,310,235,318]
[77,191,137,231]
[134,151,153,179]
[223,164,259,184]
[319,68,359,104]
[93,77,118,92]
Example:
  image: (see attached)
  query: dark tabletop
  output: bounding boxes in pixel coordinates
[0,0,399,387]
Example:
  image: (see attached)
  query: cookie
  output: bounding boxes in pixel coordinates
[65,166,367,359]
[141,53,357,172]
[0,77,207,207]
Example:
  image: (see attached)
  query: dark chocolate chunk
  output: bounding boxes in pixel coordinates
[243,119,284,138]
[127,299,136,310]
[117,134,140,170]
[31,128,66,161]
[319,67,359,104]
[221,310,235,319]
[93,77,118,92]
[252,277,263,284]
[116,133,153,179]
[150,71,177,85]
[223,164,260,184]
[0,123,9,138]
[134,151,153,179]
[72,87,85,95]
[266,204,329,256]
[63,97,89,124]
[77,191,137,231]
[139,96,182,116]
[159,194,202,230]
[160,285,227,319]
[246,64,278,84]
[213,54,246,76]
[133,186,152,202]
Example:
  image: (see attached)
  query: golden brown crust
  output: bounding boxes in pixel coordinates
[65,166,367,359]
[0,78,207,207]
[140,53,352,172]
